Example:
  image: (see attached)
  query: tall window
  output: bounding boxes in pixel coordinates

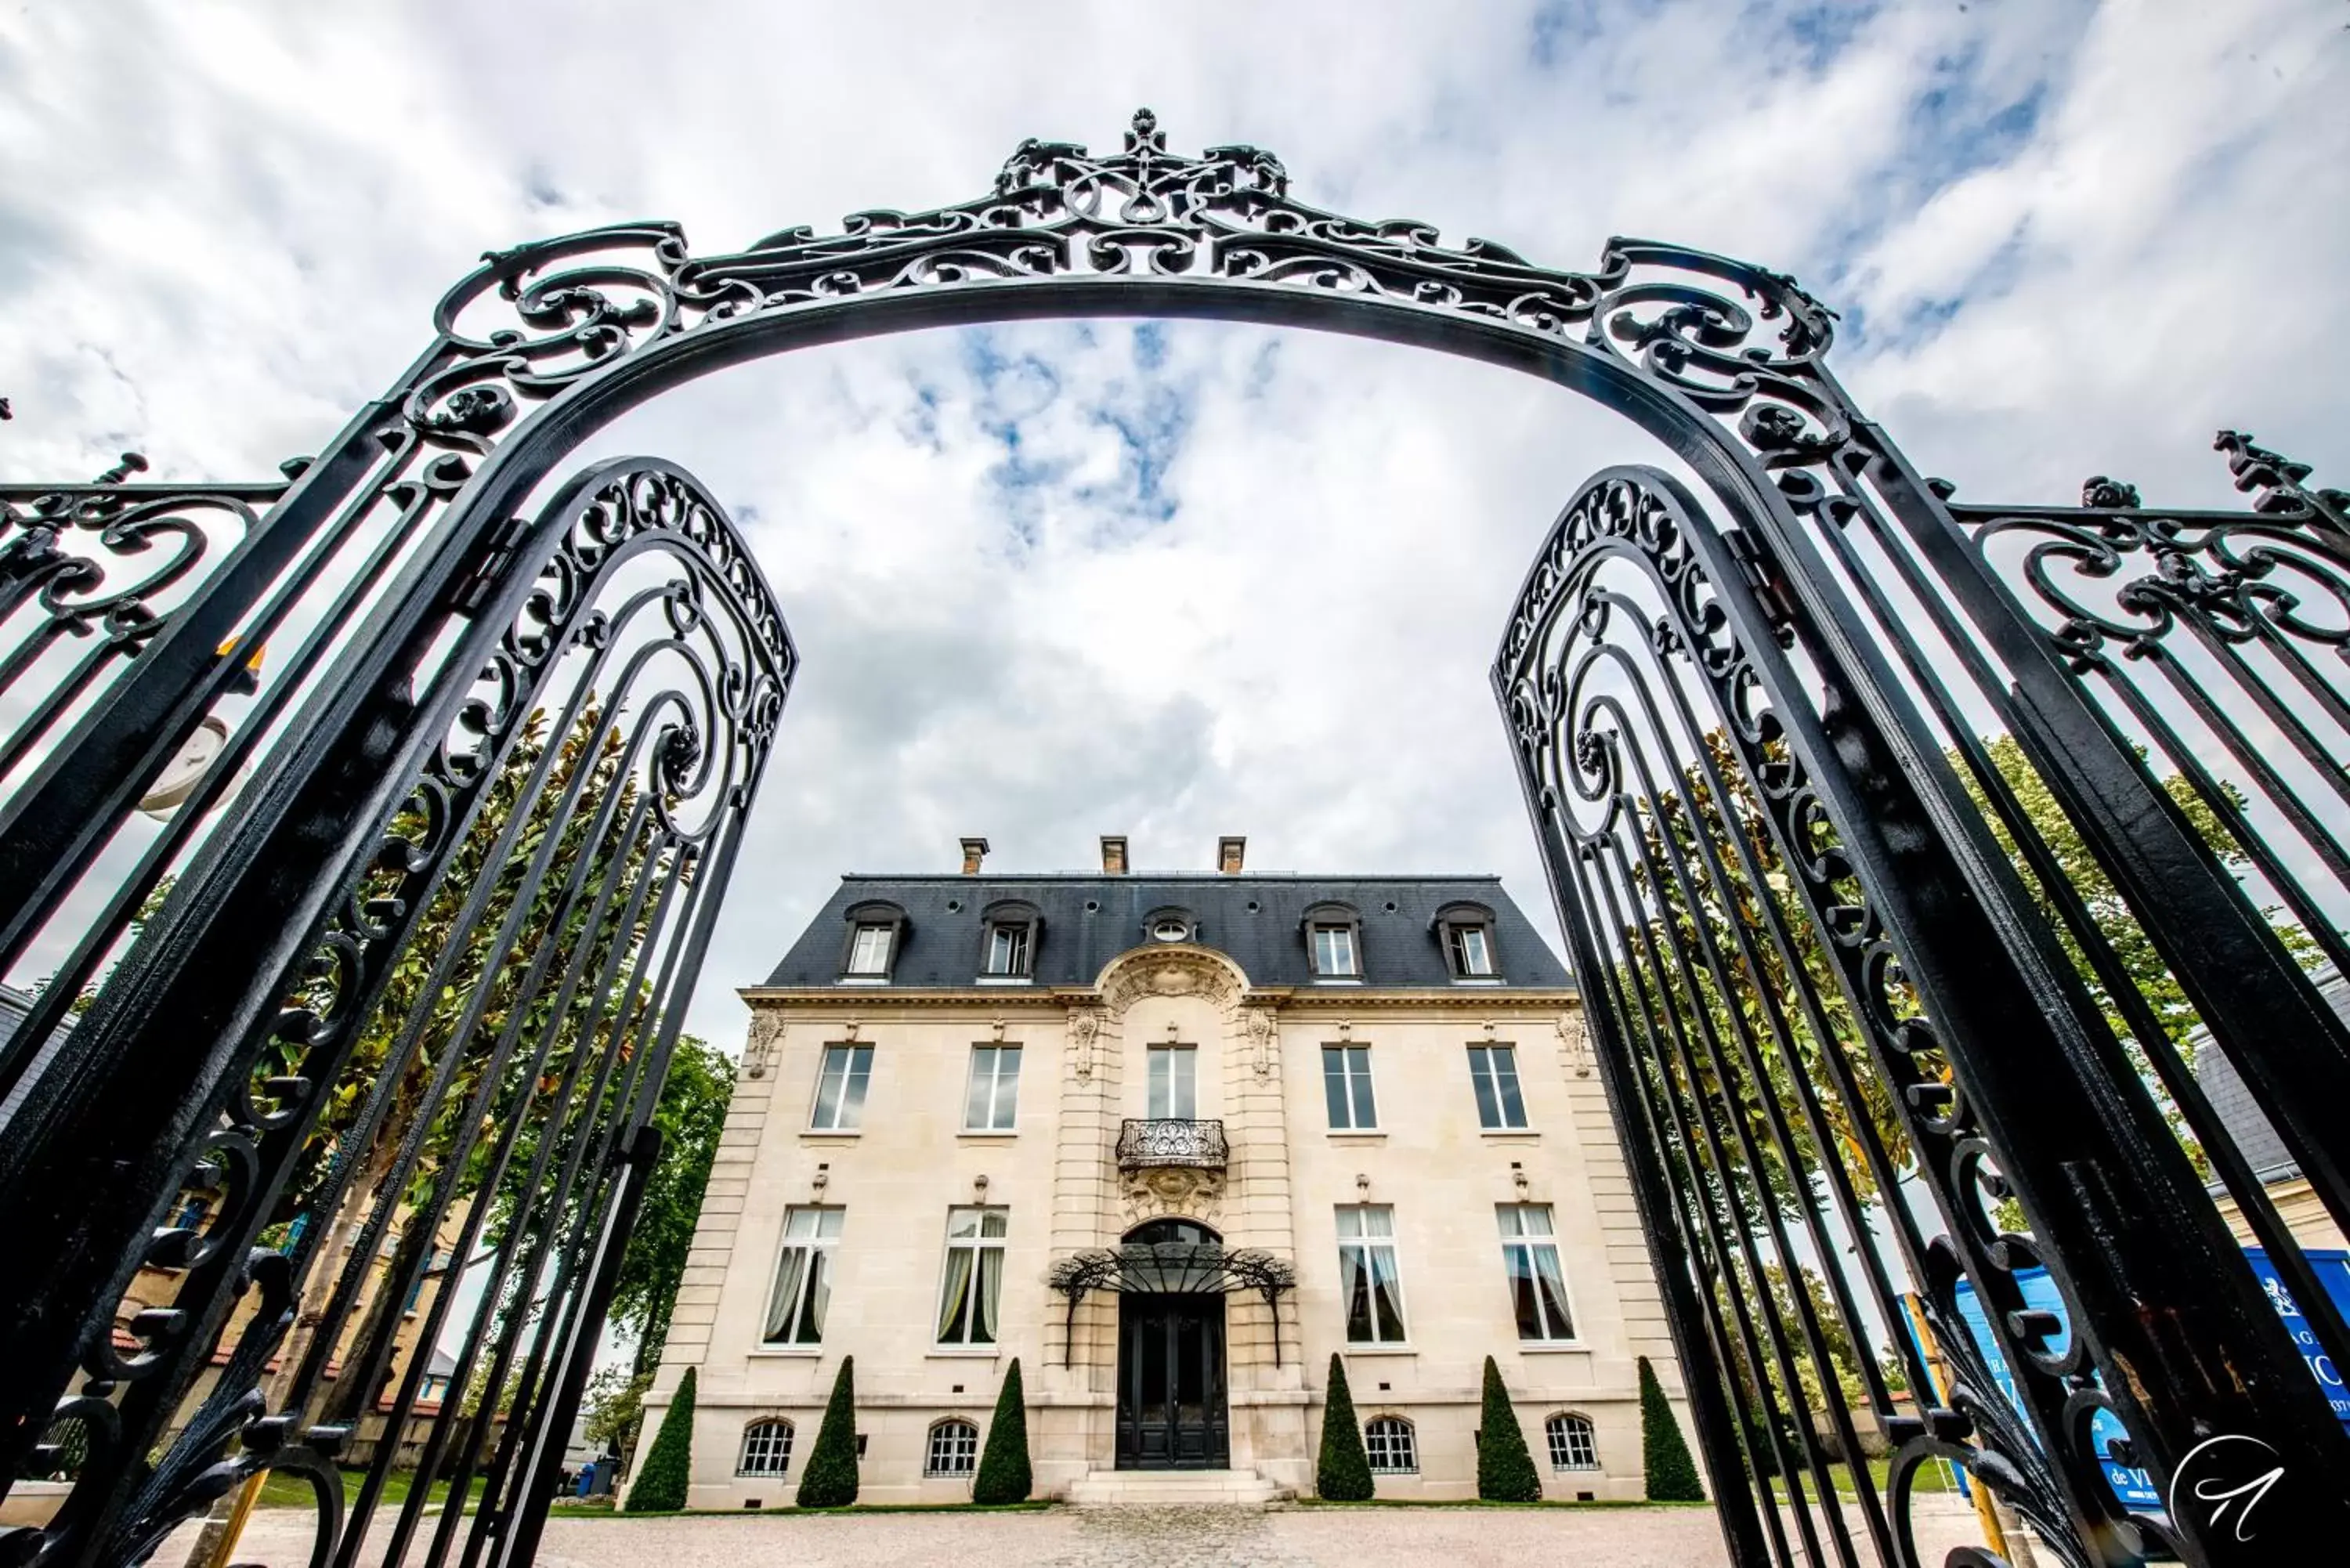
[1365,1415,1419,1474]
[964,1044,1022,1131]
[846,922,895,975]
[1448,922,1495,977]
[763,1206,842,1345]
[935,1206,1008,1345]
[739,1418,794,1476]
[1546,1412,1598,1471]
[1336,1205,1408,1343]
[1322,1045,1377,1130]
[810,1044,873,1130]
[1146,1043,1197,1120]
[1499,1204,1575,1341]
[983,922,1031,977]
[926,1418,980,1477]
[1467,1045,1528,1129]
[1311,923,1358,977]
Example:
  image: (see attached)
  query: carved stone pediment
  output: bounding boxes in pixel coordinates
[1095,944,1249,1018]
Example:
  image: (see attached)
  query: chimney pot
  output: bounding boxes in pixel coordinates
[1100,835,1129,875]
[1217,835,1246,875]
[960,836,990,875]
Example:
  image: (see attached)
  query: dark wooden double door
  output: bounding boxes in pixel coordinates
[1115,1292,1229,1469]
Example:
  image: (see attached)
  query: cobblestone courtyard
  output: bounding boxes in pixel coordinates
[161,1500,1997,1566]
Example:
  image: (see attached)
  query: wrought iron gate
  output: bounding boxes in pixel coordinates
[0,454,791,1565]
[0,110,2341,1566]
[1497,459,2350,1566]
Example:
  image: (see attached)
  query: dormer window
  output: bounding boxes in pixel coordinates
[839,901,907,981]
[979,901,1041,981]
[1143,907,1195,945]
[848,924,894,974]
[1436,904,1501,981]
[1303,903,1362,980]
[985,923,1029,975]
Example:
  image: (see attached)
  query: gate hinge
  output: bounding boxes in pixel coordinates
[446,514,533,618]
[1723,528,1797,645]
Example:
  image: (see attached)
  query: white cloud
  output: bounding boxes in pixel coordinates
[2,0,2342,1046]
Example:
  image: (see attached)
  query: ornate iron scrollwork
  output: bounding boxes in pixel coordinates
[1115,1117,1228,1170]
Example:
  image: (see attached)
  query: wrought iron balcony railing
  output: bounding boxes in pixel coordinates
[1116,1117,1227,1171]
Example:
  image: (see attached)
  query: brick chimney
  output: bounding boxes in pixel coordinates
[960,836,990,875]
[1100,835,1129,875]
[1217,836,1246,874]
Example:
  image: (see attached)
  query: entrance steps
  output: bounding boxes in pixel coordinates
[1065,1469,1287,1506]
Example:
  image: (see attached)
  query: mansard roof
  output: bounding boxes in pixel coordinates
[756,873,1572,991]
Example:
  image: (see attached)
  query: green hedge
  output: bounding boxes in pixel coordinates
[1315,1353,1373,1501]
[1475,1357,1541,1502]
[796,1356,860,1508]
[971,1357,1032,1505]
[1640,1356,1705,1501]
[624,1367,695,1512]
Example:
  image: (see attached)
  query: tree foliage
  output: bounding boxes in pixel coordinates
[1640,1356,1704,1502]
[971,1357,1032,1505]
[1314,1353,1372,1501]
[796,1357,859,1508]
[1474,1357,1541,1503]
[624,1366,696,1512]
[609,1032,732,1374]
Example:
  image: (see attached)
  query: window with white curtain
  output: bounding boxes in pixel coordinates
[964,1044,1021,1131]
[1336,1205,1408,1343]
[762,1207,841,1345]
[1499,1204,1575,1341]
[935,1206,1008,1345]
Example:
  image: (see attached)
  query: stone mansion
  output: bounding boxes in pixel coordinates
[637,836,1690,1505]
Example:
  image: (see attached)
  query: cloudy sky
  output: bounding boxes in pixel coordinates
[3,1,2346,1051]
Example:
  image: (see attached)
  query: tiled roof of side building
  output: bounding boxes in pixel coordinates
[756,873,1573,991]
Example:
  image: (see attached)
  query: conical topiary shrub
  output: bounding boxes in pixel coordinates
[1475,1356,1542,1502]
[1315,1352,1374,1501]
[624,1366,695,1512]
[796,1355,860,1508]
[971,1357,1032,1505]
[1640,1355,1705,1501]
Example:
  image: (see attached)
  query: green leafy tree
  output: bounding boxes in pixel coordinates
[614,1034,734,1376]
[1314,1353,1372,1501]
[583,1366,652,1462]
[796,1357,859,1508]
[971,1357,1032,1505]
[624,1366,696,1512]
[1640,1356,1704,1501]
[1475,1357,1541,1503]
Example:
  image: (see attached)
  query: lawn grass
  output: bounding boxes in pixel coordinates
[1288,1498,1712,1509]
[256,1469,457,1512]
[1763,1454,1959,1504]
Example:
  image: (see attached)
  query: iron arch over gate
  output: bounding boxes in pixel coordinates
[0,110,2344,1566]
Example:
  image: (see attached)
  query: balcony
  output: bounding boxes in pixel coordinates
[1116,1118,1227,1171]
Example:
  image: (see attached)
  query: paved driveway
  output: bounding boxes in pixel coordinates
[161,1500,1997,1566]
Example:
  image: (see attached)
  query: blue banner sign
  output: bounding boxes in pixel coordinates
[1943,1248,2350,1517]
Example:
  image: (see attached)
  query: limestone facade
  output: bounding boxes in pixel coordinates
[642,870,1690,1506]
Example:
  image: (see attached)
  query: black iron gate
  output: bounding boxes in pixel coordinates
[0,110,2341,1566]
[1496,461,2350,1566]
[0,454,790,1565]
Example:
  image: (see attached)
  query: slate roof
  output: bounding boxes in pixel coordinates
[2192,965,2348,1184]
[757,873,1571,992]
